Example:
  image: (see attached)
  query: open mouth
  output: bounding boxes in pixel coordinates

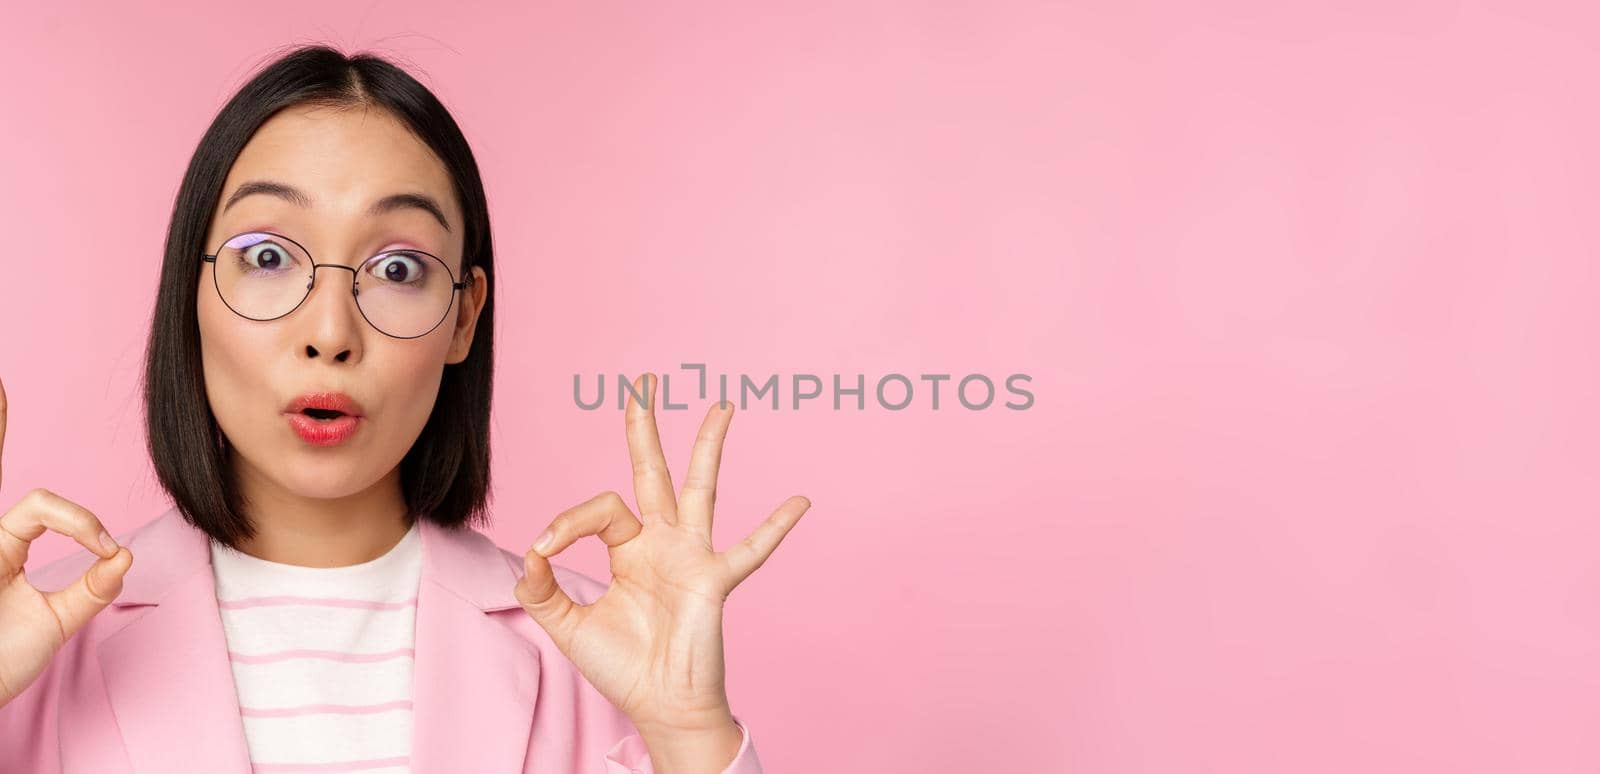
[301,408,348,421]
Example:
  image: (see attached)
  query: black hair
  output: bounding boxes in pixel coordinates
[142,43,496,550]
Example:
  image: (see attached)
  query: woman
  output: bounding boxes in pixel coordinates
[0,44,807,773]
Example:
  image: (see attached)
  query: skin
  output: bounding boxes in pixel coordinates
[0,103,810,772]
[196,103,483,567]
[515,372,811,770]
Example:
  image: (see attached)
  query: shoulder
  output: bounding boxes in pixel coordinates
[24,545,100,593]
[489,544,611,605]
[423,517,611,609]
[24,511,169,594]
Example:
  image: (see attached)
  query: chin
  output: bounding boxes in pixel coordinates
[286,470,378,499]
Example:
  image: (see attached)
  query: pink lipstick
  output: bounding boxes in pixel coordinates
[283,391,365,446]
[285,413,361,445]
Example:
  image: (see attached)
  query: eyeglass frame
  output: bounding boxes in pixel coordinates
[200,229,474,340]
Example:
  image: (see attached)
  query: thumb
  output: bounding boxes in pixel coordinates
[513,549,583,647]
[46,546,132,641]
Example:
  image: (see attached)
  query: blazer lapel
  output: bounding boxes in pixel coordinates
[92,508,541,774]
[409,517,541,774]
[96,507,254,773]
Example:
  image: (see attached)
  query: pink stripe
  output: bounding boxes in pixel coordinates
[252,756,410,773]
[230,648,416,664]
[240,699,413,718]
[219,595,418,611]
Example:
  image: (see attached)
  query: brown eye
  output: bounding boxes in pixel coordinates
[241,242,293,272]
[367,253,428,285]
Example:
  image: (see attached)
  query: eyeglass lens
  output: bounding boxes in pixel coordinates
[211,232,456,338]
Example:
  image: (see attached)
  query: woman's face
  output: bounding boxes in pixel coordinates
[197,103,488,501]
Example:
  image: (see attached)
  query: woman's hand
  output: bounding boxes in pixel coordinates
[0,377,133,708]
[514,373,809,762]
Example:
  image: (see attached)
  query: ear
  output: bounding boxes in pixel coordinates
[445,266,488,364]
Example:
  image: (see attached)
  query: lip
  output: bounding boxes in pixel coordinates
[285,391,366,417]
[282,391,366,447]
[284,412,362,446]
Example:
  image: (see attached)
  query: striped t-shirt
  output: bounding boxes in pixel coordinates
[210,520,423,774]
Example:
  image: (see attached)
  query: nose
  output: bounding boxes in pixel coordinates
[297,263,365,364]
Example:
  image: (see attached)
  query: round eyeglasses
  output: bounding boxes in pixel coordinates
[201,231,472,339]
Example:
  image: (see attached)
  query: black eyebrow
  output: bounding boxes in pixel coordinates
[220,179,452,233]
[367,192,452,233]
[222,180,310,212]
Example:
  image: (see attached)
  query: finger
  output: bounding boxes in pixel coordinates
[515,546,584,649]
[43,546,133,641]
[678,399,734,537]
[0,488,120,576]
[625,372,677,525]
[721,495,811,587]
[515,492,642,647]
[0,375,8,492]
[531,490,645,557]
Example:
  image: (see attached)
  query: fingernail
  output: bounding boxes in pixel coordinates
[532,530,553,555]
[99,531,119,553]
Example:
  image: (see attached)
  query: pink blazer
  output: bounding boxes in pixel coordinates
[0,506,763,773]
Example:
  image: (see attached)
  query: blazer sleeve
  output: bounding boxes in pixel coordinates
[602,715,764,773]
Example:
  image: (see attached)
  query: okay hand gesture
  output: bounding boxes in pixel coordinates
[513,373,809,747]
[0,377,134,709]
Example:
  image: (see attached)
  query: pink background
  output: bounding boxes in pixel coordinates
[2,1,1597,771]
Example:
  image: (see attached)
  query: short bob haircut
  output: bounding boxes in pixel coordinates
[142,44,496,551]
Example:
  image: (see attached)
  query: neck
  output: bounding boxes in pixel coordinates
[227,455,412,568]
